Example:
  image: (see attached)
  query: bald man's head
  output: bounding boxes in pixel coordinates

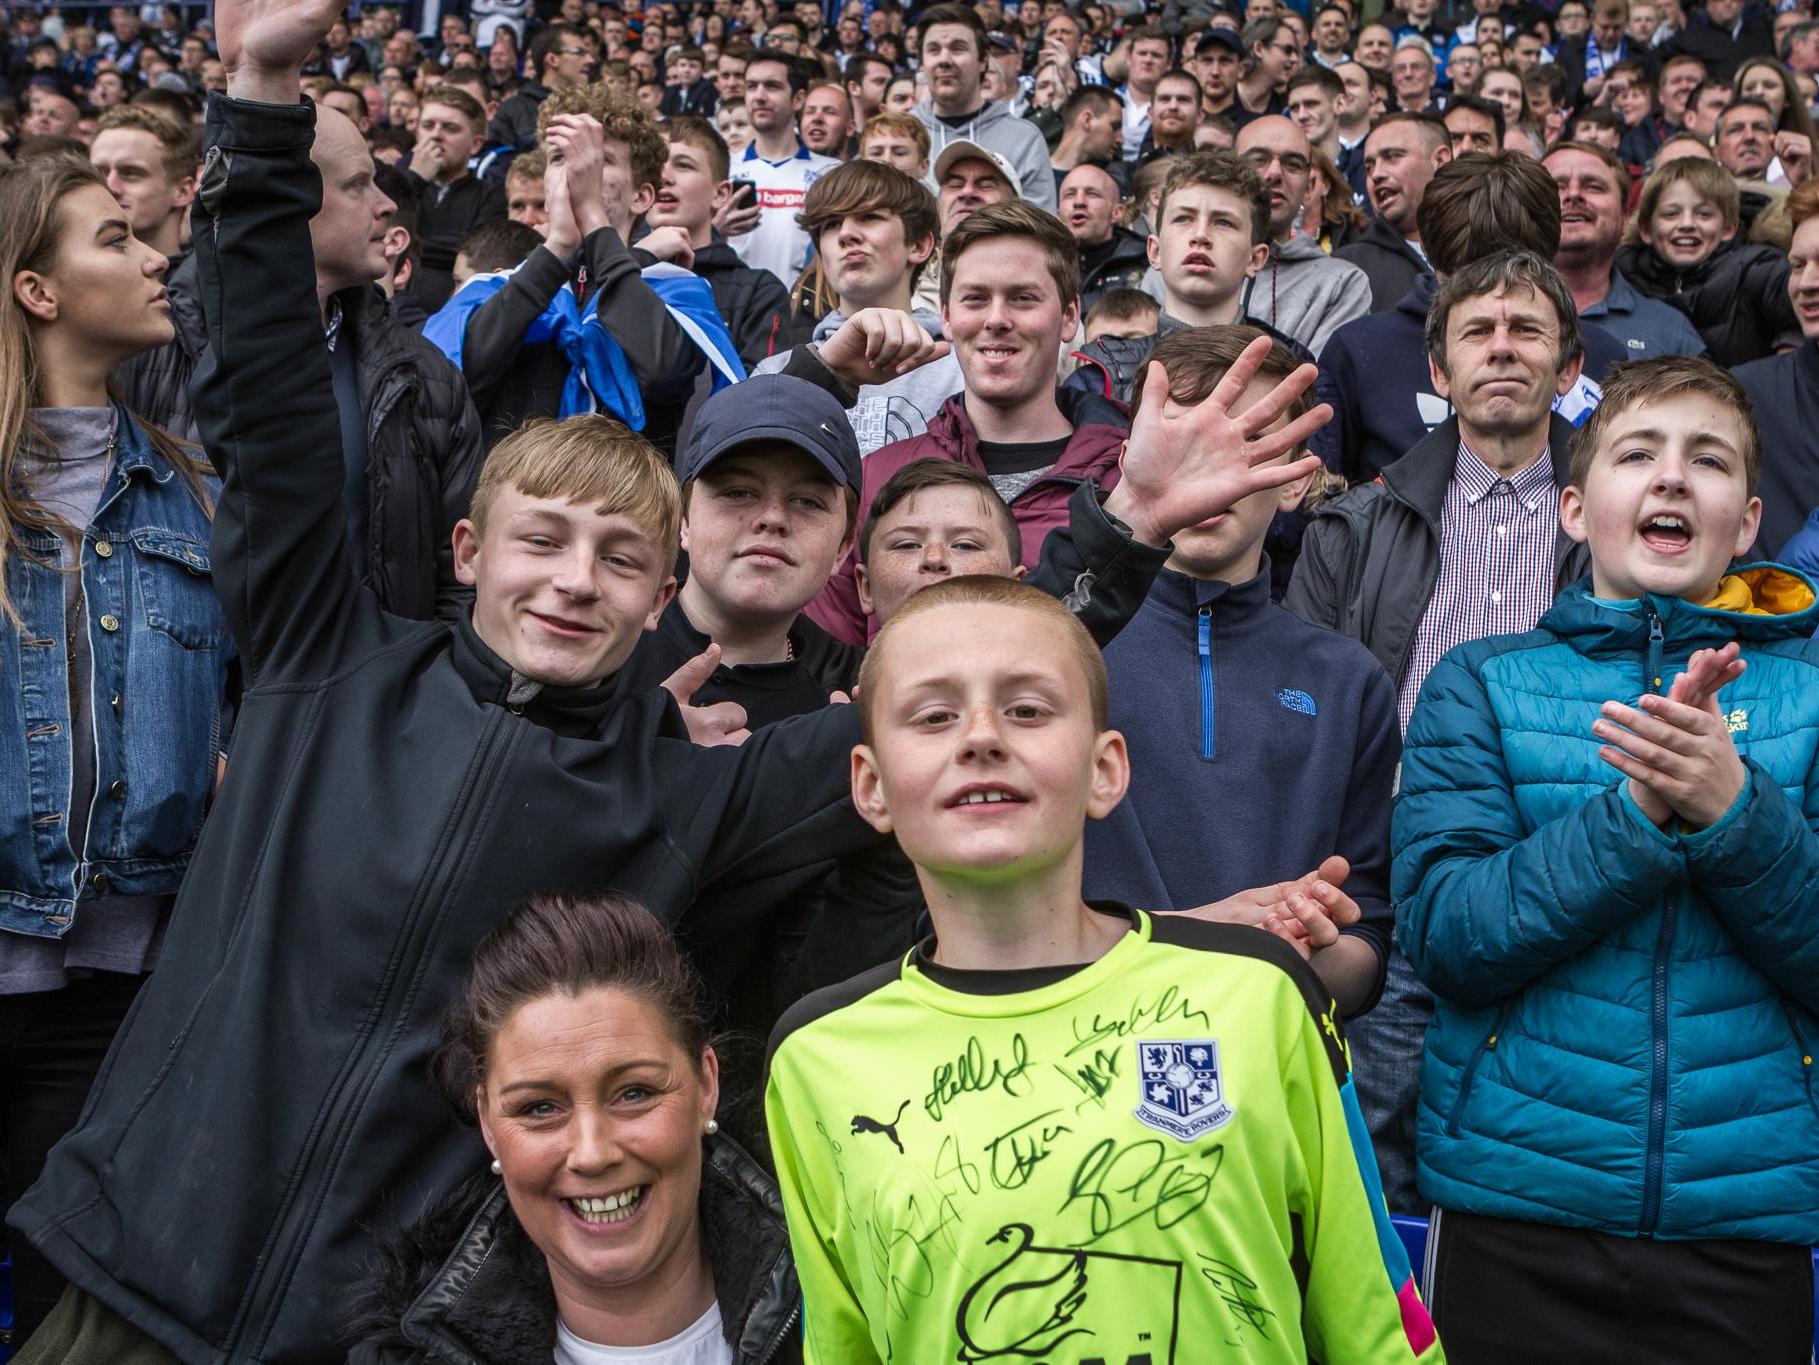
[309,102,398,296]
[1059,163,1123,244]
[1235,115,1313,240]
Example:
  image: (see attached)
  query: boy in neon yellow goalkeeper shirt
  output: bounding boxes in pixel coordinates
[764,565,1442,1363]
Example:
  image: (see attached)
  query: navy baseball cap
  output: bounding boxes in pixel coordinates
[680,374,862,495]
[1195,27,1244,56]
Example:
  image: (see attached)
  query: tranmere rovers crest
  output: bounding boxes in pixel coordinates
[1134,1039,1234,1140]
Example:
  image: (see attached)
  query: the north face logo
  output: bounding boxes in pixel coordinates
[1275,688,1317,716]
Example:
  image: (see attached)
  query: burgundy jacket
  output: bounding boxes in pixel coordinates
[805,386,1131,644]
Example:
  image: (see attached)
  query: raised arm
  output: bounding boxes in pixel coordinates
[197,0,382,685]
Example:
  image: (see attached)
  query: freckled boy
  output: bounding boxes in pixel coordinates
[763,577,1441,1365]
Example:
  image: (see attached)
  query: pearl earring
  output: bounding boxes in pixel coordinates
[705,1119,719,1135]
[490,1158,502,1175]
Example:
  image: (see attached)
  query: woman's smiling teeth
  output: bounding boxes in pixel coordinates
[567,1186,647,1223]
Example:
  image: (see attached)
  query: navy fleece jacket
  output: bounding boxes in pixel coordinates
[1083,563,1399,1012]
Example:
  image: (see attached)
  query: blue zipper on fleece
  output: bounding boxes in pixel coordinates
[1198,605,1215,760]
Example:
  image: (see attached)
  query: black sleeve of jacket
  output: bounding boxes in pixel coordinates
[419,342,486,620]
[194,96,381,686]
[653,703,879,936]
[1024,481,1171,650]
[1283,509,1346,631]
[775,343,861,406]
[1751,252,1800,346]
[458,242,574,404]
[734,268,791,368]
[582,227,700,391]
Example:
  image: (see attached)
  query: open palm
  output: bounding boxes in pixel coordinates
[216,0,343,78]
[1107,335,1332,546]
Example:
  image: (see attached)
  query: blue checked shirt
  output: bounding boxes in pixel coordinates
[1397,441,1560,733]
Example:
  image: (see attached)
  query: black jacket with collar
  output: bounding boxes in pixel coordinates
[1615,237,1799,368]
[407,171,508,313]
[1657,7,1774,82]
[1078,225,1151,310]
[1333,215,1428,313]
[346,1138,803,1365]
[1283,414,1591,688]
[11,95,879,1365]
[114,255,485,621]
[486,80,551,153]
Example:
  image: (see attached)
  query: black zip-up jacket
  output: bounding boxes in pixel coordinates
[1283,414,1591,688]
[114,255,484,621]
[691,237,791,369]
[407,170,507,313]
[1078,225,1151,310]
[1614,237,1799,368]
[485,79,550,152]
[346,1138,802,1365]
[1333,215,1429,313]
[459,228,703,456]
[8,95,882,1365]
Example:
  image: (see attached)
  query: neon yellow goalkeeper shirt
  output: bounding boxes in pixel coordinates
[764,906,1440,1365]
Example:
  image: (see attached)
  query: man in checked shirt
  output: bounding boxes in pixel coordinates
[1284,248,1594,1216]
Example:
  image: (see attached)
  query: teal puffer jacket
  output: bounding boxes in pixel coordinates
[1394,569,1819,1243]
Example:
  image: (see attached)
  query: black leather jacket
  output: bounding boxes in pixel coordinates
[346,1137,803,1365]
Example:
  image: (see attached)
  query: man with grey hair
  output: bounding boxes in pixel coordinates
[1287,249,1595,1215]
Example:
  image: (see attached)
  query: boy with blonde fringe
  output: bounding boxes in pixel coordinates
[767,553,1439,1363]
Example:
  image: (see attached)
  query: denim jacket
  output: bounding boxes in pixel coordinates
[0,406,231,936]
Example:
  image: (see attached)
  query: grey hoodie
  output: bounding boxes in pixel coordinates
[756,307,965,455]
[1242,235,1373,359]
[911,99,1058,212]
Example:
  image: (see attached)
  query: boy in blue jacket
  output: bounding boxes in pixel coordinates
[1396,354,1819,1362]
[1084,324,1398,1020]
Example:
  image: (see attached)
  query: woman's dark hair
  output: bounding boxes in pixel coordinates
[431,892,710,1124]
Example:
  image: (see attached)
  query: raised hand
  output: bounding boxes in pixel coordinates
[1103,337,1331,548]
[408,135,447,184]
[543,158,580,259]
[714,183,761,238]
[217,0,343,101]
[545,113,609,237]
[638,224,696,271]
[1668,641,1745,711]
[1171,854,1360,953]
[814,308,951,388]
[1776,131,1813,186]
[1594,682,1749,831]
[661,645,752,747]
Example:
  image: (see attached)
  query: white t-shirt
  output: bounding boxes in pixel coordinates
[1119,85,1152,161]
[729,141,841,286]
[554,1304,733,1365]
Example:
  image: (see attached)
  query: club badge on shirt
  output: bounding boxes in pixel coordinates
[1134,1039,1234,1141]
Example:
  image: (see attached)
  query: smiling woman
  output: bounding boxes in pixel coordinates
[348,892,804,1364]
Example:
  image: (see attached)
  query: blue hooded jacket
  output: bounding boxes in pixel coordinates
[1394,567,1819,1243]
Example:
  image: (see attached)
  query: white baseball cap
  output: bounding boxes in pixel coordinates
[931,138,1024,199]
